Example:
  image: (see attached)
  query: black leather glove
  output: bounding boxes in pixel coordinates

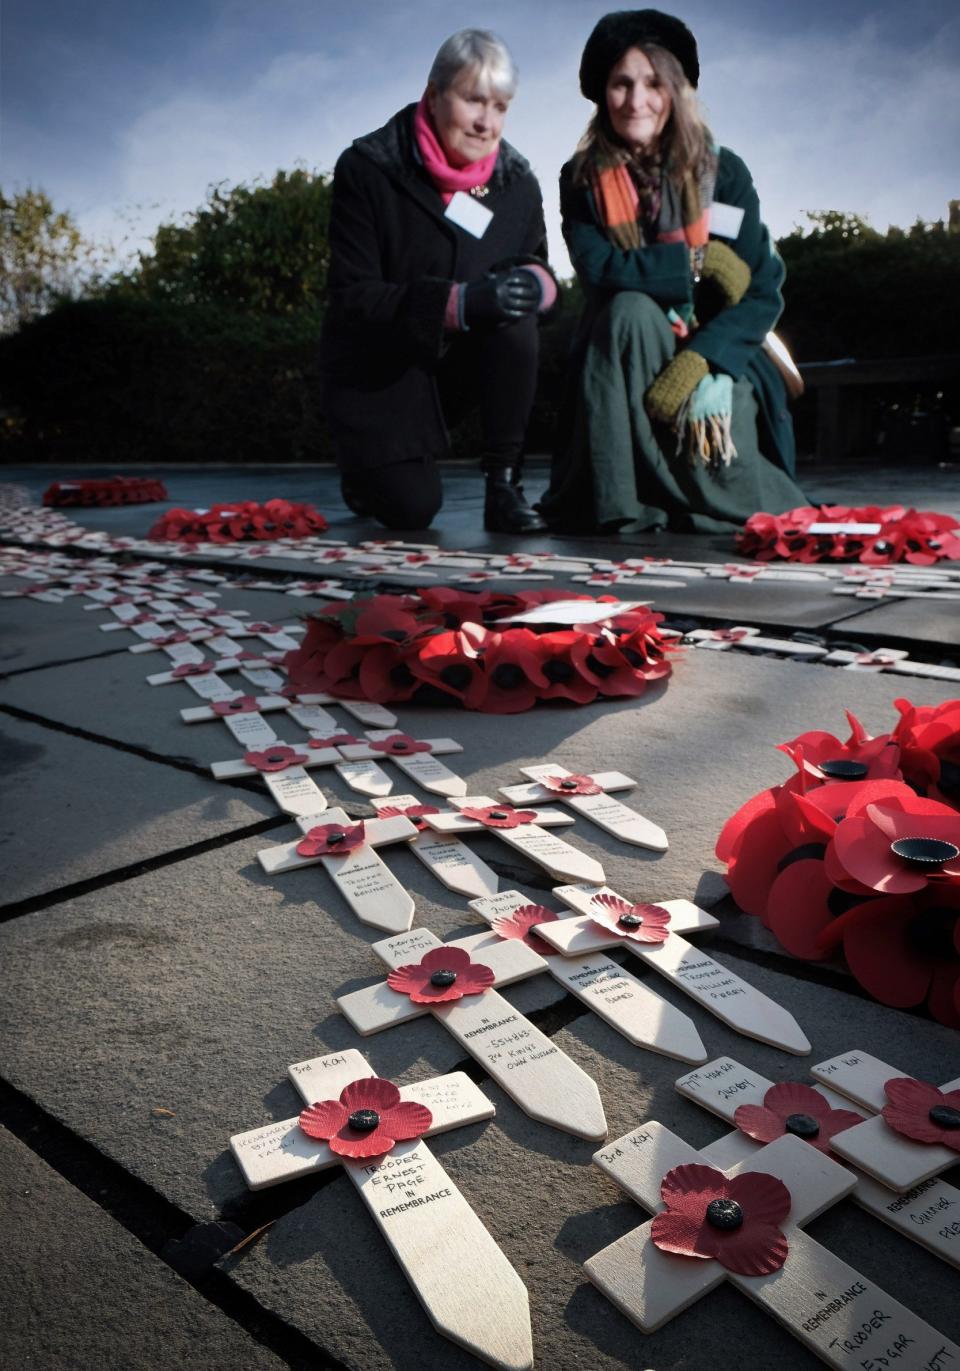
[462,268,542,328]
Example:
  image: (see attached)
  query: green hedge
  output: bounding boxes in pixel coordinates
[0,295,330,463]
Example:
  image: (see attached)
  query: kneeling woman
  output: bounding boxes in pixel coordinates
[540,9,806,534]
[321,28,557,532]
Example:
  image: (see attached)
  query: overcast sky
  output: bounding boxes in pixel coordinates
[4,0,958,278]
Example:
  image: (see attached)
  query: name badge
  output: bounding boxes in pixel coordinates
[445,191,494,239]
[710,202,745,240]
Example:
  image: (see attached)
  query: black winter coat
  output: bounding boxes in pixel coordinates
[321,104,550,470]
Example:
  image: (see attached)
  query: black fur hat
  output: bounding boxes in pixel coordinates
[579,9,700,99]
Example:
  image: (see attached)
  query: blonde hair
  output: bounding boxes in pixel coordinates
[572,44,709,186]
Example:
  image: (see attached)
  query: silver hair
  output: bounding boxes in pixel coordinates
[427,29,517,98]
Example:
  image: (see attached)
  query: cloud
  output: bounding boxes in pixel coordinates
[14,1,958,280]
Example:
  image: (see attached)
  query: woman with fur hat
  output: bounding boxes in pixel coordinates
[322,28,557,532]
[539,9,807,533]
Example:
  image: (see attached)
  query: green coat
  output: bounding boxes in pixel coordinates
[560,146,797,477]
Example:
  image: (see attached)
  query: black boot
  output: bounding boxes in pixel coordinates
[483,468,546,534]
[340,474,371,518]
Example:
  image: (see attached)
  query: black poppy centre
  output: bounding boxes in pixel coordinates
[492,663,527,691]
[430,969,458,988]
[785,1112,821,1138]
[618,913,643,929]
[705,1198,743,1230]
[819,758,868,781]
[348,1109,380,1132]
[890,837,959,868]
[929,1105,960,1130]
[560,779,579,790]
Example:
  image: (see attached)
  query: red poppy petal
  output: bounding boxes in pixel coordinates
[842,899,933,1008]
[765,860,835,954]
[833,815,927,894]
[380,1100,433,1140]
[734,1105,787,1144]
[385,964,426,997]
[339,1077,402,1112]
[726,810,793,917]
[883,1077,942,1113]
[762,1082,831,1121]
[328,1125,396,1158]
[927,964,960,1030]
[715,787,777,862]
[299,1099,348,1140]
[727,1170,791,1227]
[420,946,473,973]
[817,1110,868,1147]
[651,1210,717,1259]
[712,1222,789,1277]
[660,1164,727,1220]
[454,963,496,994]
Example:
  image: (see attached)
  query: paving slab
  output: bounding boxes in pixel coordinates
[0,1124,285,1371]
[222,955,960,1371]
[828,596,960,648]
[0,714,278,907]
[0,592,129,675]
[0,834,563,1220]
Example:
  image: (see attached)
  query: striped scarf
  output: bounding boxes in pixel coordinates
[589,152,738,467]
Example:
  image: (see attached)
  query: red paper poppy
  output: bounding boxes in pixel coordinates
[881,1078,960,1151]
[308,734,360,748]
[798,885,960,1027]
[352,599,422,644]
[736,504,960,565]
[246,622,281,634]
[528,631,598,704]
[368,733,432,756]
[538,773,602,797]
[734,1082,864,1154]
[830,791,960,895]
[410,626,491,706]
[386,945,495,1004]
[299,1076,432,1159]
[211,696,260,715]
[590,893,671,944]
[295,821,366,857]
[479,630,547,714]
[894,697,960,807]
[490,904,560,954]
[171,661,216,677]
[459,804,538,829]
[651,1163,791,1276]
[376,803,440,832]
[778,710,901,784]
[242,745,308,772]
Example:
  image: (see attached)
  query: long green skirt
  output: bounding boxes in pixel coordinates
[540,293,808,534]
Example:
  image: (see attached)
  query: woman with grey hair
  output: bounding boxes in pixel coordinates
[321,28,558,531]
[539,9,806,534]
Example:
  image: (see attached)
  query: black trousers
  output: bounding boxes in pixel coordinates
[340,315,538,530]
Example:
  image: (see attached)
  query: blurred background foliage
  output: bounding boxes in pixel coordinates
[1,177,957,463]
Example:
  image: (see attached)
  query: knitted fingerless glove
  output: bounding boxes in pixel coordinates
[646,349,709,425]
[701,241,751,306]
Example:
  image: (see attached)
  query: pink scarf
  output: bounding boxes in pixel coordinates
[412,94,499,205]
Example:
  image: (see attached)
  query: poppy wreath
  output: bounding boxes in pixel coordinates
[148,498,328,543]
[43,477,168,507]
[715,698,960,1027]
[735,504,960,565]
[283,588,675,715]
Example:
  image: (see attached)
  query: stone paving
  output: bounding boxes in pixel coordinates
[1,462,958,1371]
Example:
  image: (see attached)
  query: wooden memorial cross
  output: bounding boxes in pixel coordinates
[498,763,667,851]
[292,690,399,730]
[146,650,278,685]
[332,730,467,799]
[585,1121,959,1367]
[420,796,606,885]
[811,1050,960,1192]
[337,927,608,1139]
[230,1046,531,1370]
[535,883,811,1054]
[369,795,499,899]
[257,807,420,931]
[468,891,705,1063]
[675,1056,960,1269]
